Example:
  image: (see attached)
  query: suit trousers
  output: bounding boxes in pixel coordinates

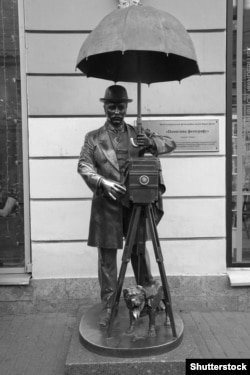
[98,245,153,309]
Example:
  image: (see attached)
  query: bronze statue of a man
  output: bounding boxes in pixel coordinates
[78,85,176,327]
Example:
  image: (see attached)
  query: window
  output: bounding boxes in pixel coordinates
[0,0,27,272]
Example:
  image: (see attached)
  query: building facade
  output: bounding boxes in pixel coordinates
[0,0,249,311]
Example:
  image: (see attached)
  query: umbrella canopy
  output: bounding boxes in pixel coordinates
[76,5,200,84]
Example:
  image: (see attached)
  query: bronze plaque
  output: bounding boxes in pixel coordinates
[142,119,219,153]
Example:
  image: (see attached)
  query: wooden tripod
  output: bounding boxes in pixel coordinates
[107,202,177,338]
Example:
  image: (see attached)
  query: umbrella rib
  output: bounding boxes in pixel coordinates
[114,7,130,83]
[121,7,130,54]
[159,9,168,57]
[115,52,123,83]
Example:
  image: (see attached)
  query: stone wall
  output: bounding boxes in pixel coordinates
[0,276,249,315]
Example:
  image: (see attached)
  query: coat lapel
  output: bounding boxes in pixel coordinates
[98,122,119,172]
[98,122,139,172]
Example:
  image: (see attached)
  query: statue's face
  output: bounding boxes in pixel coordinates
[104,102,128,127]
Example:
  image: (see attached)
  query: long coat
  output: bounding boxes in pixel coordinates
[78,121,176,249]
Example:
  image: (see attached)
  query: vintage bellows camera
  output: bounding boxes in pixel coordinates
[126,157,159,204]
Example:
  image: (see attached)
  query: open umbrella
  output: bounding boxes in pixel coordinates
[76,2,200,131]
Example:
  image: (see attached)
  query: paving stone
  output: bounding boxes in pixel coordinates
[0,313,75,375]
[1,310,250,375]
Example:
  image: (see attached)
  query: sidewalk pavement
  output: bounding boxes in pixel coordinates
[0,309,250,375]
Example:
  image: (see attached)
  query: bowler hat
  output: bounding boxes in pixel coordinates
[100,85,133,103]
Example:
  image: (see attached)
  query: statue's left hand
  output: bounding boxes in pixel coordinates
[136,133,154,148]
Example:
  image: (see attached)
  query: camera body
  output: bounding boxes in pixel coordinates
[126,157,159,204]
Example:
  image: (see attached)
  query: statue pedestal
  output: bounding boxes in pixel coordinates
[79,302,184,357]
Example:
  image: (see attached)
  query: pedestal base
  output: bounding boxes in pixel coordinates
[79,302,184,357]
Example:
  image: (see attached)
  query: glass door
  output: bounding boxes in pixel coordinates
[231,0,250,265]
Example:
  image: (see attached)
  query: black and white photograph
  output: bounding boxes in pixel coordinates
[0,0,250,374]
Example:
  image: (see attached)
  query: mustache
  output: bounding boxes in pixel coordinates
[111,116,123,120]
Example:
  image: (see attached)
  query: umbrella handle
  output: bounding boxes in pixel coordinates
[130,79,142,148]
[137,80,142,133]
[130,137,139,148]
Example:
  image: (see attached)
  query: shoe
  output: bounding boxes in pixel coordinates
[99,308,111,328]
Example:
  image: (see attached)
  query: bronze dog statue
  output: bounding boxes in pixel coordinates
[123,281,170,337]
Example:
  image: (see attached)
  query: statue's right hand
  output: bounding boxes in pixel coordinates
[100,178,126,201]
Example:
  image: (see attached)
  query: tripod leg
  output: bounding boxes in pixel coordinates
[136,206,147,285]
[146,204,177,338]
[107,205,142,338]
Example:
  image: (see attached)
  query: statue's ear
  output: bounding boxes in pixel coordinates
[123,289,128,297]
